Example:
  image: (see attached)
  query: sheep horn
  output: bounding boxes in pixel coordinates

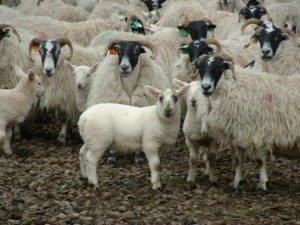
[219,53,236,80]
[238,14,245,23]
[179,19,190,27]
[37,0,44,6]
[137,40,157,60]
[57,38,73,60]
[103,39,123,57]
[0,24,21,43]
[258,4,271,20]
[280,27,300,48]
[241,18,260,34]
[198,54,209,62]
[203,38,222,53]
[28,37,42,61]
[202,18,213,24]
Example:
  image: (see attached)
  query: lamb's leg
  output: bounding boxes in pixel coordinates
[13,124,21,140]
[107,150,117,164]
[203,153,209,175]
[232,148,245,189]
[86,147,105,188]
[135,151,145,165]
[0,123,8,154]
[79,144,88,178]
[258,152,268,191]
[186,138,199,183]
[58,119,69,145]
[207,152,217,183]
[3,124,13,155]
[144,146,161,190]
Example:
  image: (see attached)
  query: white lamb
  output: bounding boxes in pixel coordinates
[78,84,190,189]
[0,67,45,155]
[64,61,100,112]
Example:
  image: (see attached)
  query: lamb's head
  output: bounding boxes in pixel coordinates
[195,54,235,97]
[15,66,45,98]
[145,84,190,118]
[0,24,21,43]
[242,19,300,60]
[174,79,200,108]
[103,39,157,76]
[65,61,100,90]
[239,6,268,22]
[29,38,73,77]
[124,15,146,35]
[177,19,217,40]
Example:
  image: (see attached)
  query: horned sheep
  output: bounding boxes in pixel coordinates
[78,84,190,189]
[0,67,44,155]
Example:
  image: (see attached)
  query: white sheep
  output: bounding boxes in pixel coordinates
[0,66,44,155]
[174,80,219,183]
[78,84,190,189]
[196,54,300,191]
[64,61,100,112]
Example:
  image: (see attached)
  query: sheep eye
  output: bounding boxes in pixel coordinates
[283,24,288,28]
[87,74,90,77]
[173,95,178,103]
[159,96,163,103]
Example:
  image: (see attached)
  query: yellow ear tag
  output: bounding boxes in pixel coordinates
[32,45,40,51]
[109,48,117,55]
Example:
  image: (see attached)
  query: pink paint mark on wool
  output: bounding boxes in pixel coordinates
[38,32,48,40]
[265,94,274,107]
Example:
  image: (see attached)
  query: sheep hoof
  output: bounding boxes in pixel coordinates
[80,176,88,182]
[57,134,66,145]
[3,149,12,155]
[256,188,270,195]
[152,183,162,190]
[135,152,145,165]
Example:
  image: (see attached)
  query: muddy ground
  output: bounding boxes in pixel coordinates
[0,120,299,225]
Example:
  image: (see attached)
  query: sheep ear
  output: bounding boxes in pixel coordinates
[28,70,35,81]
[177,84,190,97]
[65,60,75,71]
[145,85,161,97]
[173,79,188,88]
[90,62,100,73]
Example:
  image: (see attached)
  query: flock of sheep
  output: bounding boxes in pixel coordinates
[0,0,299,192]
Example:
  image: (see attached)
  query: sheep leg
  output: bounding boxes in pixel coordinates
[58,120,69,145]
[232,148,245,189]
[186,138,199,183]
[0,123,10,155]
[79,144,88,178]
[13,124,21,140]
[203,153,209,175]
[135,151,145,165]
[86,147,105,188]
[144,146,161,190]
[107,150,117,164]
[258,152,269,191]
[207,152,217,183]
[3,124,13,155]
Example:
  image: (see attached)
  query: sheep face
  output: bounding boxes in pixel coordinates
[239,6,267,21]
[196,56,230,97]
[34,74,45,98]
[179,40,214,65]
[177,20,217,41]
[145,85,190,118]
[246,0,260,7]
[73,66,91,90]
[252,27,289,60]
[112,41,146,76]
[220,0,232,6]
[283,17,297,35]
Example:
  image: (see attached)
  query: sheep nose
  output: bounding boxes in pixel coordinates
[191,99,196,107]
[202,83,211,91]
[164,109,172,117]
[121,65,129,71]
[262,49,270,55]
[77,84,82,89]
[44,68,53,75]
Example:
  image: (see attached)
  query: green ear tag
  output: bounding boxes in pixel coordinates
[4,33,11,38]
[179,29,189,37]
[131,21,142,29]
[207,27,214,32]
[181,49,188,54]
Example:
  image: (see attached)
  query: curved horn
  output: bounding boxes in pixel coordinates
[28,37,42,61]
[103,39,123,57]
[0,24,21,43]
[202,18,213,24]
[258,4,271,20]
[37,0,44,6]
[179,19,191,27]
[280,27,300,47]
[57,38,73,60]
[203,38,222,53]
[198,54,209,62]
[241,18,260,34]
[137,40,157,60]
[219,53,236,80]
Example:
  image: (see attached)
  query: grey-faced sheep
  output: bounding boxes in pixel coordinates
[78,84,190,189]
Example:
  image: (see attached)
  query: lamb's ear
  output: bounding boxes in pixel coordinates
[173,79,188,88]
[90,62,100,73]
[28,70,35,81]
[64,60,75,71]
[145,85,161,98]
[177,84,190,97]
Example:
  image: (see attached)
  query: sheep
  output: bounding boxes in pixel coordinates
[18,0,89,22]
[64,61,100,112]
[0,66,44,155]
[78,0,98,13]
[78,84,190,189]
[29,37,100,144]
[242,19,300,76]
[218,0,245,13]
[195,53,300,191]
[174,80,218,183]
